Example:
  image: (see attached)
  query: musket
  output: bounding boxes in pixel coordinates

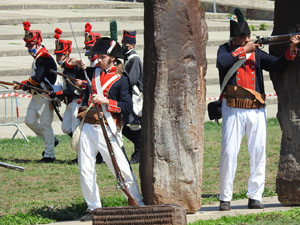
[50,69,77,82]
[49,69,83,93]
[0,80,14,86]
[13,81,63,121]
[13,81,50,94]
[255,32,300,45]
[69,21,139,206]
[0,162,25,172]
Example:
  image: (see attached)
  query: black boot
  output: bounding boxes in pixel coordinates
[54,137,59,147]
[38,157,56,163]
[248,198,264,209]
[219,201,231,211]
[96,153,103,164]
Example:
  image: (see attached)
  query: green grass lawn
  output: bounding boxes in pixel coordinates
[0,118,285,224]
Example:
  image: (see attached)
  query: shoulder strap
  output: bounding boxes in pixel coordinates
[94,68,117,135]
[124,53,139,68]
[220,53,252,94]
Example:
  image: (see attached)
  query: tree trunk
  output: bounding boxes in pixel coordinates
[270,0,300,206]
[140,0,207,212]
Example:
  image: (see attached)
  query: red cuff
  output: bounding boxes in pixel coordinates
[81,81,87,88]
[55,90,63,95]
[21,80,27,85]
[285,47,297,61]
[107,99,121,113]
[232,47,246,59]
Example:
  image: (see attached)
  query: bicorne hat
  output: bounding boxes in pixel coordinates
[84,22,102,48]
[122,30,136,44]
[88,37,124,59]
[54,28,72,55]
[230,20,251,37]
[23,21,42,46]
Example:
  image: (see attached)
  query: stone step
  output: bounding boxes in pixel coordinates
[0,1,143,10]
[0,19,273,42]
[0,28,273,58]
[0,21,144,41]
[0,8,144,25]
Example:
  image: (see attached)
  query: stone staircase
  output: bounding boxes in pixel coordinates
[0,0,278,123]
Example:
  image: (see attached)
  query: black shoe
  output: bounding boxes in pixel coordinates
[219,201,231,211]
[80,211,92,221]
[129,157,140,164]
[69,157,78,164]
[96,153,103,164]
[38,157,56,163]
[54,137,59,147]
[248,198,264,209]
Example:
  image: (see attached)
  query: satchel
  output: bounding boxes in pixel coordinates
[70,105,91,152]
[207,55,249,122]
[132,84,143,117]
[207,100,222,121]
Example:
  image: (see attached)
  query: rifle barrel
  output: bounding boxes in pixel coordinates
[0,162,25,172]
[0,80,14,86]
[13,81,50,94]
[50,69,77,82]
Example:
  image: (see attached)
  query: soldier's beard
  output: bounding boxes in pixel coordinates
[99,58,113,71]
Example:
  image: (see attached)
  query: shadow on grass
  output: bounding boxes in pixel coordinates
[0,157,74,165]
[30,202,87,221]
[29,196,128,221]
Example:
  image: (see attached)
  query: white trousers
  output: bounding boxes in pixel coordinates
[219,99,266,202]
[78,123,144,210]
[61,100,80,135]
[25,95,55,158]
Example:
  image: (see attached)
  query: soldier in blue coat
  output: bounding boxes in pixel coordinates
[217,18,300,211]
[14,21,59,163]
[121,30,143,164]
[75,37,144,221]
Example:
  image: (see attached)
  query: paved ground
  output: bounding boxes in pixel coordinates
[46,196,292,224]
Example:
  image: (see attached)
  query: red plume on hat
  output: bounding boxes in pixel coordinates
[23,21,42,45]
[54,28,72,55]
[84,22,102,47]
[54,28,62,40]
[85,22,92,32]
[23,21,31,31]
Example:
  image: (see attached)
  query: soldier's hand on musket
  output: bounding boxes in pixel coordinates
[13,83,22,90]
[76,59,87,70]
[244,41,260,53]
[91,94,109,105]
[75,79,83,87]
[290,35,300,52]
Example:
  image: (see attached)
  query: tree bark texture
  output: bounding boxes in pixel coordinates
[141,0,207,212]
[270,0,300,206]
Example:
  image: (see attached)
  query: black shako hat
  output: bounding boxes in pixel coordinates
[88,37,124,59]
[230,20,251,37]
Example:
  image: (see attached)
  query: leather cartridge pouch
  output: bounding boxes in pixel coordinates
[77,106,120,128]
[225,85,266,109]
